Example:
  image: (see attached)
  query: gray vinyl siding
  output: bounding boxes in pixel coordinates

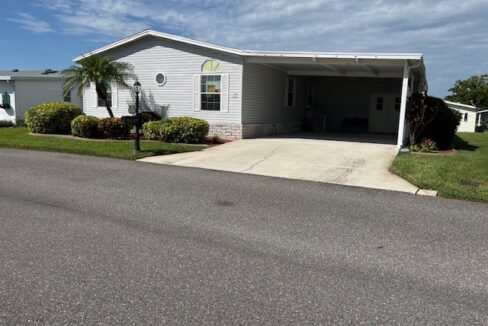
[83,36,243,124]
[15,80,62,120]
[241,63,305,124]
[3,80,82,122]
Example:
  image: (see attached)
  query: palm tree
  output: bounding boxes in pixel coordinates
[62,55,134,118]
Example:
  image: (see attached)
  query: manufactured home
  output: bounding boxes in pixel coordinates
[445,100,487,132]
[75,30,427,147]
[0,70,82,124]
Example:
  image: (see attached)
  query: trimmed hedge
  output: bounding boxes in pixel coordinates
[71,115,100,138]
[142,120,163,140]
[143,117,209,143]
[24,102,82,134]
[98,117,130,139]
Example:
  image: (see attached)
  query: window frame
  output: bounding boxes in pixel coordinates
[285,77,297,108]
[375,97,384,111]
[464,112,468,122]
[200,74,222,111]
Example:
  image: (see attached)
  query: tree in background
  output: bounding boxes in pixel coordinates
[62,55,134,118]
[445,74,488,108]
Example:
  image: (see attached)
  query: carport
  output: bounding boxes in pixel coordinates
[244,52,427,147]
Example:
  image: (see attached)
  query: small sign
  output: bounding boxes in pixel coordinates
[128,105,136,114]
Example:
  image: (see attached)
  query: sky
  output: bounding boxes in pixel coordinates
[1,0,487,97]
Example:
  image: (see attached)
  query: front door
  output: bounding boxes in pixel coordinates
[369,93,401,134]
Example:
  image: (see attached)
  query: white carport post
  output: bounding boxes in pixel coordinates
[397,61,409,148]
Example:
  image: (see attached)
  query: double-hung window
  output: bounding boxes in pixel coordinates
[201,75,221,111]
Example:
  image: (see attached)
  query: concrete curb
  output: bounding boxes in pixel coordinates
[416,189,438,197]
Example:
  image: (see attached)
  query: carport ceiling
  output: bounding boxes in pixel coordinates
[244,54,423,78]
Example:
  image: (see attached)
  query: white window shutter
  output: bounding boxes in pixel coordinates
[91,83,97,108]
[221,74,229,113]
[193,75,201,111]
[111,81,118,109]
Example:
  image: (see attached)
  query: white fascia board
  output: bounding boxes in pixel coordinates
[241,51,423,61]
[0,76,11,81]
[444,100,477,110]
[74,29,244,62]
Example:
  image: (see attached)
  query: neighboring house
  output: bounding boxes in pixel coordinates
[0,70,82,124]
[444,100,488,132]
[75,29,427,147]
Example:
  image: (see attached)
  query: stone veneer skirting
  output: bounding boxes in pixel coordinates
[208,121,302,140]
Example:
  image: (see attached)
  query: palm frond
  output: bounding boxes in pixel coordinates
[62,55,136,97]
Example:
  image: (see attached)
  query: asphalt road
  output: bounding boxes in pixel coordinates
[0,148,487,325]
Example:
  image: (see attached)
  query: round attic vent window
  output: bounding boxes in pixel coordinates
[156,73,166,86]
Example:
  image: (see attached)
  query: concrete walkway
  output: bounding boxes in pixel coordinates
[139,134,419,193]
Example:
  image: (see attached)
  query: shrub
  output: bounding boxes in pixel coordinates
[142,117,209,143]
[406,95,461,149]
[141,111,161,123]
[410,138,438,153]
[71,115,100,138]
[142,120,164,140]
[0,120,14,128]
[24,102,82,134]
[420,104,461,149]
[98,117,130,139]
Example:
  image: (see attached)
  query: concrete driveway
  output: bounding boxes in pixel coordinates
[140,133,419,193]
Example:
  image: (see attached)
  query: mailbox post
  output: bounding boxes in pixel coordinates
[133,81,142,154]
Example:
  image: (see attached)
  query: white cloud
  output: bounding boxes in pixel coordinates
[29,0,488,95]
[8,12,53,33]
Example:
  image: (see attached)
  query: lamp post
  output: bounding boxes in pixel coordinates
[133,81,142,153]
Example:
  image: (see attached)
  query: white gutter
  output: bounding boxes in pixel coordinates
[444,100,477,110]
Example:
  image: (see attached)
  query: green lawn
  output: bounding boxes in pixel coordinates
[0,127,203,160]
[392,132,488,202]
